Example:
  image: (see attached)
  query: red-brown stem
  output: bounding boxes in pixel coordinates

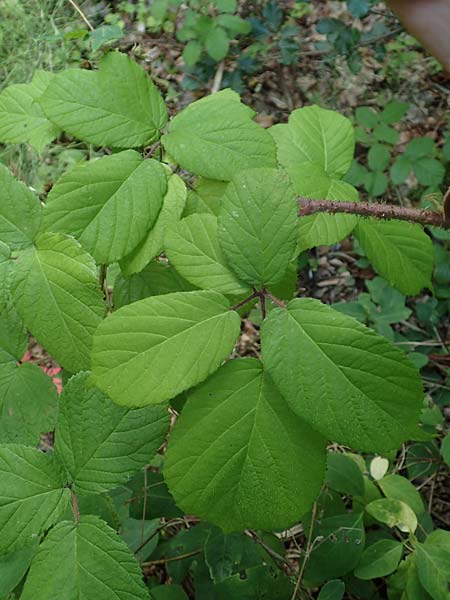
[298,197,450,229]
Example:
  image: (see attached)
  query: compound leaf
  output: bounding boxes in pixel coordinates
[43,151,167,264]
[166,213,250,295]
[11,233,105,373]
[21,515,149,600]
[162,89,277,180]
[0,444,70,553]
[0,71,60,151]
[261,298,423,452]
[218,168,297,286]
[0,163,41,250]
[91,290,241,407]
[55,372,169,494]
[165,358,327,532]
[39,52,167,148]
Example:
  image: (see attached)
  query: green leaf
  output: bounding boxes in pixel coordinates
[11,233,105,373]
[150,585,189,600]
[305,513,365,583]
[0,71,60,152]
[354,220,434,295]
[128,471,182,520]
[405,137,435,159]
[0,362,58,444]
[261,298,423,452]
[43,151,167,264]
[373,123,399,145]
[317,580,345,600]
[39,52,167,148]
[325,452,365,496]
[165,213,250,295]
[0,301,27,365]
[205,527,245,582]
[215,0,237,12]
[120,173,187,276]
[413,157,445,187]
[162,89,277,180]
[216,14,251,34]
[206,26,230,61]
[114,261,194,309]
[270,105,355,184]
[21,516,149,600]
[378,474,425,515]
[380,100,409,124]
[0,444,70,553]
[297,178,358,253]
[390,155,412,184]
[89,24,123,52]
[364,171,388,197]
[354,539,403,579]
[55,372,169,494]
[0,163,41,250]
[368,144,390,171]
[366,498,418,533]
[183,40,202,66]
[120,516,160,560]
[183,178,226,217]
[416,543,450,600]
[91,290,241,407]
[218,168,297,286]
[164,358,327,532]
[442,434,450,468]
[355,107,378,129]
[0,540,38,597]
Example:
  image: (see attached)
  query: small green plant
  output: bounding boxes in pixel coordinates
[0,51,448,599]
[346,100,447,199]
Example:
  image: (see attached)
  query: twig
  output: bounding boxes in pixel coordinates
[245,530,295,575]
[265,292,287,309]
[70,488,80,524]
[141,549,201,567]
[134,518,187,556]
[211,61,225,94]
[230,291,259,312]
[291,502,318,600]
[298,197,450,229]
[67,0,94,31]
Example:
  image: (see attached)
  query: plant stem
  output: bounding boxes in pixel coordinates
[291,502,318,600]
[298,197,450,229]
[67,0,94,31]
[70,488,80,524]
[245,530,295,575]
[141,549,202,567]
[264,291,287,309]
[230,291,259,312]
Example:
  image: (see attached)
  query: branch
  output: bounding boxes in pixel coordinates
[298,197,450,229]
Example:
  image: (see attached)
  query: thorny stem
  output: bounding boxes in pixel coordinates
[265,291,287,309]
[67,0,94,31]
[298,197,450,229]
[70,488,80,524]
